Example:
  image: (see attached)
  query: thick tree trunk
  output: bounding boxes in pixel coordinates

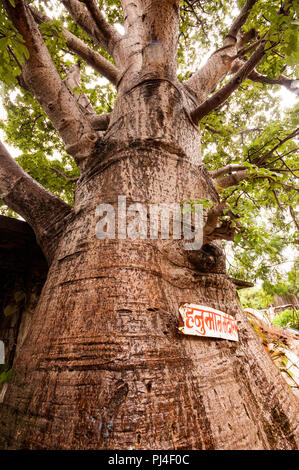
[0,81,298,450]
[0,217,48,376]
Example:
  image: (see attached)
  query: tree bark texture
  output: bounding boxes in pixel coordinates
[0,81,298,449]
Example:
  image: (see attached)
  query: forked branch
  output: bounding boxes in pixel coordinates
[60,0,121,59]
[30,6,119,85]
[254,128,299,166]
[191,43,265,123]
[210,128,298,192]
[184,0,258,101]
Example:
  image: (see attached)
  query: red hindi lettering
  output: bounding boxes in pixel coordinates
[185,307,195,329]
[204,311,215,331]
[194,310,206,335]
[214,313,222,332]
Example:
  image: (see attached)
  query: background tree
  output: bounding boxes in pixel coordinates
[0,0,298,449]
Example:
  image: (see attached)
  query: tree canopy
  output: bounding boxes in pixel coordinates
[0,0,298,283]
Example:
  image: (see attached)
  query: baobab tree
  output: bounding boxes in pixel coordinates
[0,0,298,449]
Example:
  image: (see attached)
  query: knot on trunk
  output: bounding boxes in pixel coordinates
[187,243,226,274]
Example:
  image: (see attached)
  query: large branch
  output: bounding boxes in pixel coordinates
[62,65,114,131]
[184,0,258,101]
[231,58,299,95]
[215,170,299,192]
[0,141,72,264]
[215,170,250,190]
[62,65,112,132]
[2,0,99,167]
[191,43,265,123]
[226,0,257,40]
[119,0,145,71]
[30,6,119,85]
[60,0,121,60]
[209,164,248,179]
[83,0,120,46]
[250,71,299,95]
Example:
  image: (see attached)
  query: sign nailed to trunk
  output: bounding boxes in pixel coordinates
[178,303,238,342]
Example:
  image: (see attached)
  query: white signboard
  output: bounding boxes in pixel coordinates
[0,341,4,364]
[179,303,238,342]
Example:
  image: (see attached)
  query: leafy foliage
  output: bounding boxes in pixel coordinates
[0,3,29,86]
[202,86,298,283]
[239,285,274,309]
[0,363,12,393]
[239,261,298,310]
